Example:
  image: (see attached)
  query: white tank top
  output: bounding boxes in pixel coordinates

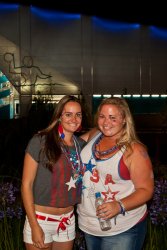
[77,133,147,236]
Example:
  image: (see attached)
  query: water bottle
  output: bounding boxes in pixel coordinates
[95,192,112,231]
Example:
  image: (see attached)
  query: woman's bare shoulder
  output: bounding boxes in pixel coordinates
[80,127,100,142]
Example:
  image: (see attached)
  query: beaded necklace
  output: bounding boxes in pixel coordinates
[93,134,119,158]
[60,136,83,189]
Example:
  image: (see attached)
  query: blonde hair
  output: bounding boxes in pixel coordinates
[96,97,141,150]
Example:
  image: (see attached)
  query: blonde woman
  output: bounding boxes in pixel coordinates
[78,97,154,250]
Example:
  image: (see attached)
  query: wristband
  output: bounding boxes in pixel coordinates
[117,200,126,216]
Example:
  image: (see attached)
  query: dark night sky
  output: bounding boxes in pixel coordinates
[2,0,167,28]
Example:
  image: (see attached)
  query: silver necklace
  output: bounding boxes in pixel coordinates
[61,136,83,182]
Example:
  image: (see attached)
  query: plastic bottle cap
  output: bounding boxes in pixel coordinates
[95,192,101,198]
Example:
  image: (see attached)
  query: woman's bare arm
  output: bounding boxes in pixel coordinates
[80,127,99,142]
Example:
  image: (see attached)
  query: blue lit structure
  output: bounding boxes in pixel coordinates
[149,26,167,40]
[31,6,81,21]
[92,17,140,32]
[0,70,13,119]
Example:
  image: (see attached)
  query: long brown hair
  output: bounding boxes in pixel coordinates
[38,95,82,171]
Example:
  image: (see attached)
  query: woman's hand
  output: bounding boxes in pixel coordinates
[96,200,120,219]
[31,224,49,249]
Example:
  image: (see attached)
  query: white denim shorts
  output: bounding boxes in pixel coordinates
[23,210,75,243]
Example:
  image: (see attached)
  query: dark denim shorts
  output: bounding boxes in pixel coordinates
[84,217,147,250]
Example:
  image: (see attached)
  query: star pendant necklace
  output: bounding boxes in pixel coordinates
[61,136,82,191]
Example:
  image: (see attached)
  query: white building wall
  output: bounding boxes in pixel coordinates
[0,4,167,116]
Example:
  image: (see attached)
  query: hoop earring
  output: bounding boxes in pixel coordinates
[58,123,65,139]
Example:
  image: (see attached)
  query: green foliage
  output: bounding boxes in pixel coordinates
[0,172,166,250]
[0,176,25,250]
[143,218,167,250]
[0,217,25,250]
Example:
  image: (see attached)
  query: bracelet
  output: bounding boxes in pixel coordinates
[117,200,126,216]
